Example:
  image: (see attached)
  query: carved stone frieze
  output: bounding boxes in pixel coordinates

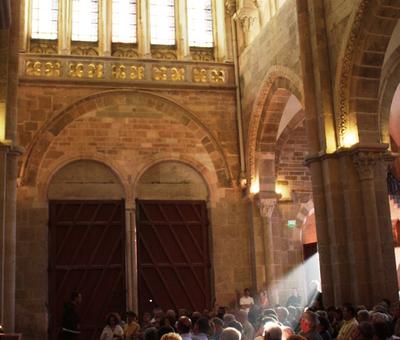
[190,47,214,62]
[71,43,99,56]
[112,47,139,59]
[151,48,177,60]
[20,55,234,87]
[30,40,57,55]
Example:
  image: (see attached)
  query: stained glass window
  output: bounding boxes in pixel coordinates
[72,0,99,42]
[112,0,137,43]
[187,0,213,47]
[31,0,58,40]
[150,0,176,45]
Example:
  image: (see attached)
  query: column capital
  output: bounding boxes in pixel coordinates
[225,0,237,16]
[352,150,389,181]
[254,191,280,218]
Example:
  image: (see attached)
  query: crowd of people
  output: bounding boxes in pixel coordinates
[59,289,400,340]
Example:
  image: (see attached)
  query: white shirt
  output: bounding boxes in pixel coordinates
[100,324,124,340]
[240,296,254,313]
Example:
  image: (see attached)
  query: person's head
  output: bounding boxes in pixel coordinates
[217,307,226,319]
[373,321,390,340]
[191,311,202,326]
[334,308,343,322]
[223,314,236,327]
[177,316,192,335]
[194,317,210,335]
[343,303,356,321]
[160,333,182,340]
[357,310,370,323]
[355,321,375,340]
[300,311,318,333]
[287,306,297,320]
[263,309,278,321]
[106,312,121,327]
[227,320,243,334]
[236,310,248,324]
[264,322,282,340]
[126,311,138,323]
[220,327,241,340]
[211,317,224,334]
[281,326,294,340]
[158,326,175,340]
[291,289,298,297]
[70,291,82,305]
[317,316,329,333]
[153,307,165,319]
[287,336,307,340]
[244,288,251,297]
[275,307,289,323]
[144,327,158,340]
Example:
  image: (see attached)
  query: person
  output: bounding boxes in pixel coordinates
[286,289,301,308]
[299,311,323,340]
[317,316,331,340]
[237,309,255,340]
[264,322,283,340]
[177,316,192,340]
[124,311,140,340]
[59,291,82,340]
[160,333,183,340]
[240,288,255,313]
[192,317,210,340]
[260,290,270,308]
[336,304,358,340]
[100,312,124,340]
[220,327,241,340]
[211,317,224,340]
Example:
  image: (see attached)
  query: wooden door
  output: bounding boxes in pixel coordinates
[49,200,126,340]
[136,200,211,315]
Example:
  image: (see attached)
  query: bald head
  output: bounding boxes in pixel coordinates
[220,327,241,340]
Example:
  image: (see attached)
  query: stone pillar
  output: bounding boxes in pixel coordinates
[0,0,23,331]
[176,0,189,60]
[137,0,151,58]
[258,196,279,304]
[306,145,398,307]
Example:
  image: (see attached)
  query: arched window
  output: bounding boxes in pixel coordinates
[112,0,137,43]
[31,0,58,40]
[150,0,176,45]
[72,0,99,42]
[187,0,213,47]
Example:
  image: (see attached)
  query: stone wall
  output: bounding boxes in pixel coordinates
[15,84,251,339]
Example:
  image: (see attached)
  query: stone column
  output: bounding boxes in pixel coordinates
[0,0,23,331]
[258,196,279,304]
[176,0,189,60]
[137,0,151,58]
[58,0,71,54]
[306,145,398,307]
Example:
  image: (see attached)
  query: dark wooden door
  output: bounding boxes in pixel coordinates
[136,200,211,315]
[49,200,126,340]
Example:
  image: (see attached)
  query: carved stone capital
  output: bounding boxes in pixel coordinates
[352,151,382,181]
[225,0,237,16]
[236,7,258,33]
[258,198,277,219]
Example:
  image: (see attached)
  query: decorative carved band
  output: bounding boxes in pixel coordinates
[20,55,234,87]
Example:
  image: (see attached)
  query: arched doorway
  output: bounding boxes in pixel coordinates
[47,160,125,340]
[135,161,212,315]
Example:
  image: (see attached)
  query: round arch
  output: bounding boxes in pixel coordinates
[19,90,233,188]
[37,153,129,203]
[247,66,304,189]
[379,44,400,145]
[133,158,214,202]
[335,0,400,144]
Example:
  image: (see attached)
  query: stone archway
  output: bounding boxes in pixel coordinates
[19,90,233,189]
[246,66,304,188]
[335,0,400,144]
